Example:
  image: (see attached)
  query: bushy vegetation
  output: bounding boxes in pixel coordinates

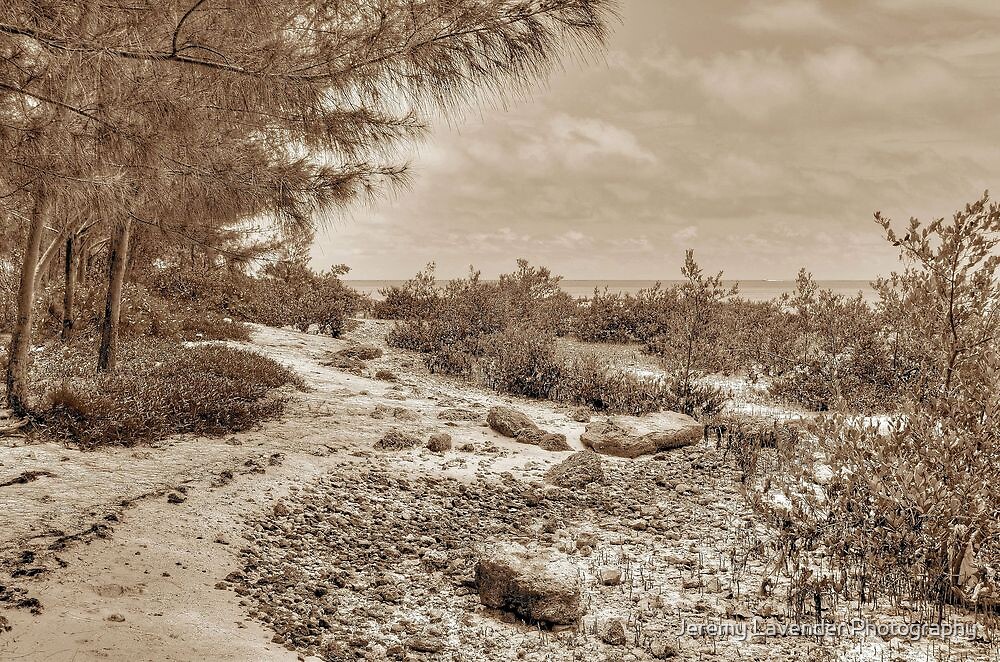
[746,194,1000,618]
[152,262,365,337]
[30,339,303,447]
[384,260,725,418]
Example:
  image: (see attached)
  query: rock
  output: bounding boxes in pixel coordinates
[392,407,419,421]
[576,530,599,550]
[375,430,422,450]
[474,543,584,625]
[650,638,678,658]
[544,451,607,489]
[569,407,592,423]
[437,408,482,421]
[106,613,126,623]
[407,636,445,653]
[486,406,539,438]
[426,433,452,453]
[515,428,571,451]
[166,492,186,504]
[580,413,702,458]
[598,567,622,586]
[273,500,290,516]
[596,613,627,645]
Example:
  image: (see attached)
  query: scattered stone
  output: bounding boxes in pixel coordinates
[392,407,419,421]
[515,428,570,451]
[580,413,702,458]
[598,567,622,586]
[0,470,55,487]
[375,430,422,450]
[595,613,627,645]
[272,500,290,516]
[650,638,678,658]
[569,407,592,423]
[486,406,539,438]
[407,636,445,653]
[475,542,584,625]
[426,433,452,453]
[545,451,607,489]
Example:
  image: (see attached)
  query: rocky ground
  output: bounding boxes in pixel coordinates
[0,321,995,661]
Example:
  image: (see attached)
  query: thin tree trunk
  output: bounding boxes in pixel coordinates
[61,235,77,342]
[97,220,131,373]
[5,190,51,415]
[76,234,89,284]
[33,231,61,289]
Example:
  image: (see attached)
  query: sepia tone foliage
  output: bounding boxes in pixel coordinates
[0,0,616,412]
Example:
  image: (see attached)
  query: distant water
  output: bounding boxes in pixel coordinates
[346,279,877,303]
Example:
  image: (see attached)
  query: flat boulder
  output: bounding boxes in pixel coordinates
[486,406,539,437]
[580,413,702,459]
[475,543,584,625]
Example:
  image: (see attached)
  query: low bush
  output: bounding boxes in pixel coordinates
[478,326,562,399]
[30,340,303,447]
[153,263,365,337]
[745,194,1000,620]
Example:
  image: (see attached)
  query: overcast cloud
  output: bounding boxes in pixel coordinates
[311,0,1000,280]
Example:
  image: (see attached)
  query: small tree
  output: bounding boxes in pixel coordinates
[754,193,1000,617]
[651,250,737,413]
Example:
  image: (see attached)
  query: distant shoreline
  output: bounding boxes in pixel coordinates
[344,279,877,303]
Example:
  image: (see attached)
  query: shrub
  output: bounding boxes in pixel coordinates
[764,271,903,413]
[153,263,364,337]
[478,326,562,399]
[574,284,675,343]
[30,340,303,447]
[748,194,1000,619]
[371,263,440,320]
[555,354,727,419]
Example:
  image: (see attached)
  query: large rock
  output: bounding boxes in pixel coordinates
[486,406,539,438]
[545,451,607,488]
[474,543,584,625]
[516,428,571,452]
[580,413,702,459]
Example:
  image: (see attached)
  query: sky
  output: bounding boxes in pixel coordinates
[310,0,1000,280]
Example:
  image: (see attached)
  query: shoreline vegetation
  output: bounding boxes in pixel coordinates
[0,194,997,660]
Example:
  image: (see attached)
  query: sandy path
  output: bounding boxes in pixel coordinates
[0,321,601,660]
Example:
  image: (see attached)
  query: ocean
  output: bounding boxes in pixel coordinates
[345,279,877,303]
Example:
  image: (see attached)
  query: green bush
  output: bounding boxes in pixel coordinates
[30,340,303,447]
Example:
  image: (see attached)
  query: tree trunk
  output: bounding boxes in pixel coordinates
[76,234,89,284]
[61,236,77,342]
[97,220,131,373]
[5,190,51,414]
[34,231,63,288]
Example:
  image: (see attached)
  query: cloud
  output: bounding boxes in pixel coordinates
[736,0,842,34]
[311,0,1000,281]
